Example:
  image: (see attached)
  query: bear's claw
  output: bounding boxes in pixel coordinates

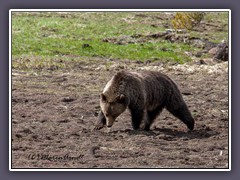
[93,124,104,130]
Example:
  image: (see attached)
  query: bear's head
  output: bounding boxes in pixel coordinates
[100,93,128,128]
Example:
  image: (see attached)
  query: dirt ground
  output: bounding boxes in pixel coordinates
[11,57,229,169]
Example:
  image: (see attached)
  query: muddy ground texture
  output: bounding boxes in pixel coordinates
[12,57,229,169]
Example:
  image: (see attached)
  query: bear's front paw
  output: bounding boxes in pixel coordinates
[93,124,105,130]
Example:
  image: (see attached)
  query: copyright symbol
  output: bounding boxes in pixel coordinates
[28,154,36,160]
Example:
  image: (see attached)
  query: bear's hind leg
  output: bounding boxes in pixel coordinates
[166,102,195,131]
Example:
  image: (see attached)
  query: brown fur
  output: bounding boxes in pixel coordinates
[94,70,195,131]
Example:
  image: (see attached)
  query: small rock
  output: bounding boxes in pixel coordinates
[195,51,203,57]
[196,59,207,65]
[208,47,218,55]
[61,97,75,103]
[214,42,228,61]
[82,44,92,49]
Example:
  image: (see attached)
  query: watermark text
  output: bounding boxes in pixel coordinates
[28,153,84,162]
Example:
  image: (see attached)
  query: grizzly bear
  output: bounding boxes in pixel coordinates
[94,70,194,131]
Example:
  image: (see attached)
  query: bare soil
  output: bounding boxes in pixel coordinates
[11,58,229,169]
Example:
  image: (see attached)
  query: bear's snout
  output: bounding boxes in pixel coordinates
[106,117,114,128]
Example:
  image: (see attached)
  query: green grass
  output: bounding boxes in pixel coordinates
[189,12,229,43]
[12,12,228,66]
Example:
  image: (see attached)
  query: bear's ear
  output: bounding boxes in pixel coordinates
[100,93,107,102]
[117,94,125,104]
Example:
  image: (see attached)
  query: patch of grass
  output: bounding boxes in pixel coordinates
[12,56,65,71]
[189,12,229,43]
[12,11,228,66]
